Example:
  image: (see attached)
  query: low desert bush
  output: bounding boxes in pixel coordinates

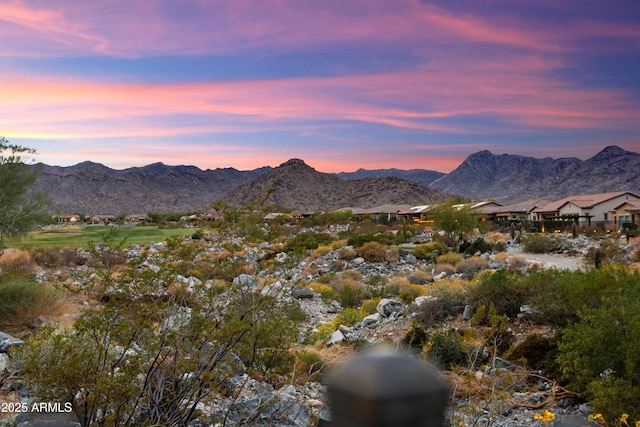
[507,333,559,372]
[292,351,325,383]
[286,232,333,253]
[493,252,509,263]
[468,269,532,318]
[415,279,469,327]
[398,283,425,304]
[308,282,336,302]
[459,237,492,255]
[425,329,468,370]
[313,244,332,257]
[361,297,382,314]
[456,256,490,278]
[365,274,389,298]
[434,263,456,276]
[412,242,449,260]
[333,307,365,328]
[437,252,463,266]
[337,246,357,260]
[507,255,528,269]
[357,241,387,262]
[0,249,32,271]
[337,282,367,308]
[0,277,65,334]
[521,233,571,254]
[407,270,432,285]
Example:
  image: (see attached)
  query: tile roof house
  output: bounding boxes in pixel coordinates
[484,199,552,223]
[534,191,640,226]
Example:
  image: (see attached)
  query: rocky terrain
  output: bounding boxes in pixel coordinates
[2,223,638,426]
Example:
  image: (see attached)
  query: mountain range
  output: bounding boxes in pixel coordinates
[31,145,640,215]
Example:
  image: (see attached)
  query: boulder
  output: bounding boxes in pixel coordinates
[291,286,315,299]
[376,298,406,318]
[0,331,24,353]
[327,330,345,345]
[233,274,259,290]
[361,313,381,327]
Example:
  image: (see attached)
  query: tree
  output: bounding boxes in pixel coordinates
[428,199,478,249]
[0,137,48,254]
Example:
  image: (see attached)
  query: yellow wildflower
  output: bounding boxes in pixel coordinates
[620,413,629,426]
[588,413,605,424]
[534,410,555,423]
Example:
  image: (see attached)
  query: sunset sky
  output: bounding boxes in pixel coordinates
[1,1,639,173]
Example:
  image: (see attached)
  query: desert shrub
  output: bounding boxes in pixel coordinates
[456,256,490,278]
[361,297,382,314]
[316,272,336,284]
[0,277,65,334]
[403,322,429,350]
[333,307,365,328]
[0,249,32,271]
[437,252,463,266]
[385,246,400,263]
[584,239,627,267]
[425,329,468,370]
[468,269,531,319]
[493,252,509,263]
[433,263,456,276]
[337,283,367,308]
[339,269,362,282]
[347,233,396,248]
[556,291,640,422]
[337,246,357,260]
[415,279,468,327]
[286,232,333,254]
[308,282,335,302]
[521,233,571,254]
[365,274,389,298]
[357,241,387,262]
[313,244,332,257]
[532,268,640,327]
[507,334,559,372]
[459,237,492,255]
[507,255,528,269]
[307,323,334,345]
[30,247,63,268]
[331,239,348,250]
[407,270,432,285]
[293,351,325,383]
[398,283,425,304]
[329,260,345,272]
[412,242,448,260]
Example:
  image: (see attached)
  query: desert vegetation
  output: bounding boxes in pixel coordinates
[1,158,639,426]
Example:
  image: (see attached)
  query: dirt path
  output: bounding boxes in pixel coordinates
[507,246,584,271]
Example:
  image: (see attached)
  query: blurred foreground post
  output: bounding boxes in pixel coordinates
[327,347,449,427]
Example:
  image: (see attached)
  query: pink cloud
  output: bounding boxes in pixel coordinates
[0,1,577,58]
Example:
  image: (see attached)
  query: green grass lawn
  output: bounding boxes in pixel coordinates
[6,225,197,249]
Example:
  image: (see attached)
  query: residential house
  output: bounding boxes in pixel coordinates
[199,210,223,221]
[615,199,640,229]
[485,199,552,223]
[534,191,640,227]
[125,214,148,223]
[91,214,115,224]
[54,214,81,223]
[397,205,431,222]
